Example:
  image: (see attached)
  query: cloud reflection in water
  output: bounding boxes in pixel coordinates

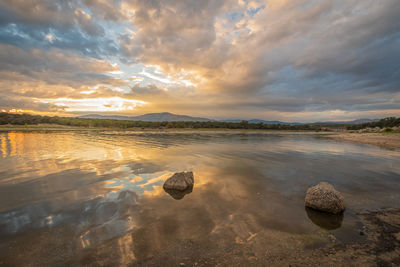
[0,131,399,265]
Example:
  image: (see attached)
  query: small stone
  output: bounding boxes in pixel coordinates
[305,182,345,214]
[163,171,194,191]
[328,234,337,242]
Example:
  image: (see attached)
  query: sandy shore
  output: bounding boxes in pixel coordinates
[327,133,400,149]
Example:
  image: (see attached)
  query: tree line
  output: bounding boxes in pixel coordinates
[0,112,398,131]
[346,117,400,130]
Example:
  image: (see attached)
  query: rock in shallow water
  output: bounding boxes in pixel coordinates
[163,171,194,191]
[305,182,345,214]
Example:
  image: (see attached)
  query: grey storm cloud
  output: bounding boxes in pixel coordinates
[0,0,123,34]
[119,0,400,96]
[0,44,121,86]
[129,83,171,98]
[0,0,122,58]
[119,0,231,63]
[0,94,61,111]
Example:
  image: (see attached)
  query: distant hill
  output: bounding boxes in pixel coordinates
[221,119,302,125]
[77,112,213,122]
[224,118,378,125]
[78,113,378,125]
[311,118,379,125]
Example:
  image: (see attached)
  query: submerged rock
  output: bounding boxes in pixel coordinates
[305,182,345,214]
[163,171,194,191]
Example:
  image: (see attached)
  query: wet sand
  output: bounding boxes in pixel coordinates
[327,133,400,150]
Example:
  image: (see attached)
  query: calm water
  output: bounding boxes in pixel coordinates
[0,131,399,265]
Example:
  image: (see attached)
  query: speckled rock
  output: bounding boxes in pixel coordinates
[163,171,194,191]
[305,182,345,214]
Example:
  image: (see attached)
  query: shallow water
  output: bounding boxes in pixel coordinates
[0,131,399,265]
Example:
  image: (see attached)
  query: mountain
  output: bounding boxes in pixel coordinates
[311,118,379,125]
[77,112,213,122]
[78,113,378,125]
[225,118,378,125]
[221,119,302,125]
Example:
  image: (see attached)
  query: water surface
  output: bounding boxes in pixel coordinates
[0,131,399,265]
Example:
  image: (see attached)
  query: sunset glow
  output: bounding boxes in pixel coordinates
[0,0,399,121]
[39,97,147,112]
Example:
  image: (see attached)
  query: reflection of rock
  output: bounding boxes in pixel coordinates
[305,182,345,214]
[163,171,194,191]
[305,207,343,230]
[164,187,193,200]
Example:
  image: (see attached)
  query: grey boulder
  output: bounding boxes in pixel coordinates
[305,182,345,214]
[163,171,194,191]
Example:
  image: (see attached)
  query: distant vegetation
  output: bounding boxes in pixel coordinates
[346,117,400,130]
[0,112,399,131]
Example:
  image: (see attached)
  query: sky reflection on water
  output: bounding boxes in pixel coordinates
[0,131,399,265]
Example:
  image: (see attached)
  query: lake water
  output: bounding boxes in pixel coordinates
[0,131,399,266]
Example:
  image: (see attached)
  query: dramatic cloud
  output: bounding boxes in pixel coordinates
[0,0,399,121]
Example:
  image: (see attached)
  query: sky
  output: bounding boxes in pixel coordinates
[0,0,399,122]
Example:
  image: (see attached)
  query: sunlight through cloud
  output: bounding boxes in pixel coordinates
[38,97,147,112]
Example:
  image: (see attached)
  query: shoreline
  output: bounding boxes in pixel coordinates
[2,125,400,150]
[326,132,400,150]
[0,124,330,133]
